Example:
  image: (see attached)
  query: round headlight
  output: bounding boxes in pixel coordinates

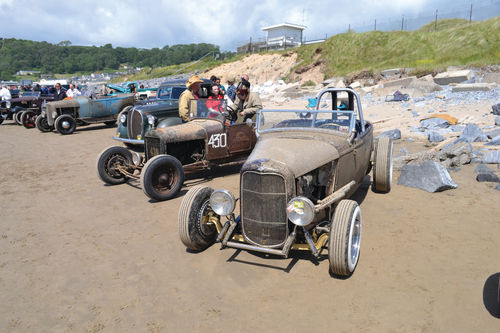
[147,115,156,126]
[119,113,127,124]
[286,196,315,226]
[209,190,235,216]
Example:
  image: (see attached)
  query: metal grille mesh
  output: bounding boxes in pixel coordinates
[127,109,143,140]
[145,137,160,161]
[241,172,288,247]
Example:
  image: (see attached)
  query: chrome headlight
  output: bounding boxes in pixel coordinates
[119,113,127,124]
[147,115,156,126]
[210,190,235,216]
[52,111,58,118]
[286,196,315,226]
[6,101,11,108]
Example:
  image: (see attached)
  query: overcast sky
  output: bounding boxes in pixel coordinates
[0,0,498,51]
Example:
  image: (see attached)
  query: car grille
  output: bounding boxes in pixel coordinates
[145,137,161,161]
[127,109,143,140]
[241,172,288,247]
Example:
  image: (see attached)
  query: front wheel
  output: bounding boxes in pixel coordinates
[372,137,393,193]
[97,146,134,185]
[36,115,53,132]
[328,200,362,277]
[21,110,37,128]
[178,185,218,251]
[55,114,76,135]
[140,154,184,201]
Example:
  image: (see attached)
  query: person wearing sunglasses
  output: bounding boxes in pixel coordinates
[227,77,262,123]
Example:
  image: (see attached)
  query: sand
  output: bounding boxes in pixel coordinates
[0,97,499,332]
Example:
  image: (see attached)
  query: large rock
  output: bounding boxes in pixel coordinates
[398,161,458,192]
[493,103,500,116]
[376,129,401,140]
[393,150,437,170]
[434,70,472,85]
[408,79,442,93]
[428,131,445,142]
[420,118,450,130]
[486,128,500,139]
[495,116,500,127]
[451,83,493,92]
[382,76,417,88]
[438,141,473,167]
[482,73,500,84]
[476,172,500,183]
[381,68,404,77]
[486,135,500,146]
[483,151,500,164]
[457,123,488,143]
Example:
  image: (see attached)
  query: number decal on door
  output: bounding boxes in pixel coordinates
[208,133,227,148]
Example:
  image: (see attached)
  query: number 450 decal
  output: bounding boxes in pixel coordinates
[208,133,227,148]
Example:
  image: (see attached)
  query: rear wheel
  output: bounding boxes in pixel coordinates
[178,185,217,251]
[372,137,393,193]
[55,114,76,135]
[14,110,24,125]
[328,200,362,276]
[21,110,37,128]
[36,115,53,132]
[140,154,184,201]
[97,146,133,185]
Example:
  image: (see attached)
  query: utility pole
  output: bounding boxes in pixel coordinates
[248,37,252,53]
[401,15,404,31]
[469,4,473,24]
[348,24,351,33]
[435,9,438,31]
[374,19,377,31]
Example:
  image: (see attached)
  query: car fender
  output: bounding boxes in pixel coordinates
[157,117,182,129]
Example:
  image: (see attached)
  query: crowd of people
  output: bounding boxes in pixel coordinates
[0,82,83,102]
[179,74,262,124]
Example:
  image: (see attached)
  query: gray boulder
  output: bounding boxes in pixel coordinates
[493,103,500,115]
[398,161,458,192]
[439,141,473,167]
[483,151,500,164]
[377,129,401,140]
[486,135,500,146]
[496,116,500,127]
[474,164,493,174]
[428,131,445,143]
[420,118,450,130]
[485,128,500,139]
[496,184,500,191]
[476,172,500,183]
[457,123,488,143]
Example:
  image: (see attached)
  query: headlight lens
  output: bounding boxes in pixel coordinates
[6,101,11,108]
[286,196,315,226]
[119,113,127,124]
[210,190,235,216]
[147,115,156,126]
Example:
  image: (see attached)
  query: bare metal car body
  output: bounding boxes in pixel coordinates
[178,88,393,277]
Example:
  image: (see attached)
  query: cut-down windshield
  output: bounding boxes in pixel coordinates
[257,109,355,134]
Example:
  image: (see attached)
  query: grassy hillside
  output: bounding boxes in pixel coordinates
[295,16,500,79]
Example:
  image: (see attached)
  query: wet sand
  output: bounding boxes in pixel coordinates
[0,119,499,332]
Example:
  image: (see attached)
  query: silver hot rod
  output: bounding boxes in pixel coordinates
[178,88,393,277]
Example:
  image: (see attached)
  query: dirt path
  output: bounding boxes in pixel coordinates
[0,121,499,332]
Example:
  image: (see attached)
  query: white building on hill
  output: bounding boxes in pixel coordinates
[261,23,306,50]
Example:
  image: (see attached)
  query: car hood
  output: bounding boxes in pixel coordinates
[151,119,223,143]
[243,131,341,177]
[133,100,178,114]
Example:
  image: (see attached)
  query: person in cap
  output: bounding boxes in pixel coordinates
[228,77,262,123]
[178,75,203,122]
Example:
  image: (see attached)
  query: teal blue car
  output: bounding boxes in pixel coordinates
[113,78,212,145]
[107,81,157,100]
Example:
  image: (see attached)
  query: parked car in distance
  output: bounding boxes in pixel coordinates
[97,97,257,201]
[113,78,213,145]
[107,81,157,100]
[177,88,394,277]
[36,93,135,134]
[0,91,54,127]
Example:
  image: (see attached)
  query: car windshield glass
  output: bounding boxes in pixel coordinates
[188,98,227,122]
[20,91,40,97]
[257,109,355,135]
[157,86,186,100]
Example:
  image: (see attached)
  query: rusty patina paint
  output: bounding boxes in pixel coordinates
[151,119,224,143]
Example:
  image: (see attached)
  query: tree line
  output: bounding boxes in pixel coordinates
[0,38,223,80]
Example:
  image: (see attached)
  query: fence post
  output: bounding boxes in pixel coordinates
[435,9,438,31]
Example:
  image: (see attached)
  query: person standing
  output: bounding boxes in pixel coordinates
[0,85,11,101]
[66,83,81,97]
[178,75,203,122]
[53,83,67,101]
[226,78,236,102]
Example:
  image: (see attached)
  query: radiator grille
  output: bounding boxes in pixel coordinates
[241,172,288,247]
[145,137,161,161]
[127,109,143,140]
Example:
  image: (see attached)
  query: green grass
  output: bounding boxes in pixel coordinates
[113,16,500,83]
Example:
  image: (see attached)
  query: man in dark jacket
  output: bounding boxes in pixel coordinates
[53,83,67,101]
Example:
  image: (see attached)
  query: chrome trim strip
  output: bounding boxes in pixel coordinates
[112,136,144,144]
